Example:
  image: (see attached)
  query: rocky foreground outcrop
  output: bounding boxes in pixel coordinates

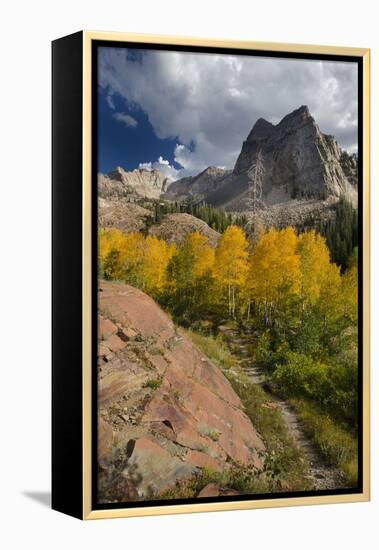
[98,281,264,502]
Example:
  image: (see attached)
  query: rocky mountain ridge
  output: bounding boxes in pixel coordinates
[98,106,358,238]
[98,166,169,200]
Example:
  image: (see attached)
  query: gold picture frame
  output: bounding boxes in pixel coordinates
[52,31,370,520]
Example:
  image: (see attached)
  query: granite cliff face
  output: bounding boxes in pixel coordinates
[98,166,169,200]
[98,281,264,502]
[231,105,357,205]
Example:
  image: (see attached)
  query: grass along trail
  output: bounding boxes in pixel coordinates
[218,326,347,491]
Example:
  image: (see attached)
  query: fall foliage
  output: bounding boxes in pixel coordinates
[98,223,359,480]
[99,225,357,335]
[214,226,248,318]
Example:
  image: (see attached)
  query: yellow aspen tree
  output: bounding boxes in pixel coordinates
[275,226,301,302]
[99,228,128,280]
[188,231,215,278]
[169,231,214,283]
[98,228,111,267]
[249,227,300,325]
[248,228,278,324]
[165,231,215,320]
[143,235,170,297]
[163,242,178,294]
[297,230,331,317]
[120,232,146,288]
[340,264,358,325]
[214,225,248,318]
[98,229,173,296]
[318,262,342,329]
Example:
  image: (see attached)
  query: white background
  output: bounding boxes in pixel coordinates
[1,0,377,548]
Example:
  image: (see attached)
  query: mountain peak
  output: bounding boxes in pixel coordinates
[246,118,275,142]
[277,105,313,128]
[246,106,314,145]
[232,105,356,204]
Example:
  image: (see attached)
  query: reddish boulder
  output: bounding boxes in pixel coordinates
[123,437,196,498]
[106,333,126,353]
[98,282,265,502]
[197,483,221,498]
[185,450,223,472]
[99,317,117,340]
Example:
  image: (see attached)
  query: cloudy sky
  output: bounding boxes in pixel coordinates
[97,46,358,180]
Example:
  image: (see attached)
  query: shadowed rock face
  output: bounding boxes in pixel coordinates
[165,166,231,201]
[97,281,264,502]
[232,106,357,204]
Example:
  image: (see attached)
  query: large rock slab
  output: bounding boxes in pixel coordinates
[98,281,265,503]
[122,437,196,498]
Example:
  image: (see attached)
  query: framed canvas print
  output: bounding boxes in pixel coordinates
[52,31,370,520]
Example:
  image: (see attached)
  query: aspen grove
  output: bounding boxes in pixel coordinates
[99,224,359,483]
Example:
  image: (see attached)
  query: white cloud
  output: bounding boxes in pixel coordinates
[106,94,115,110]
[99,47,358,176]
[112,112,138,128]
[138,156,180,181]
[173,144,199,174]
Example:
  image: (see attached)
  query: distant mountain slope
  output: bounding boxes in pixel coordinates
[148,212,221,246]
[165,166,231,202]
[98,198,221,246]
[98,198,151,234]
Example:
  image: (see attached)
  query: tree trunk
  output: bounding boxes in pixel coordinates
[264,301,268,327]
[228,284,231,317]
